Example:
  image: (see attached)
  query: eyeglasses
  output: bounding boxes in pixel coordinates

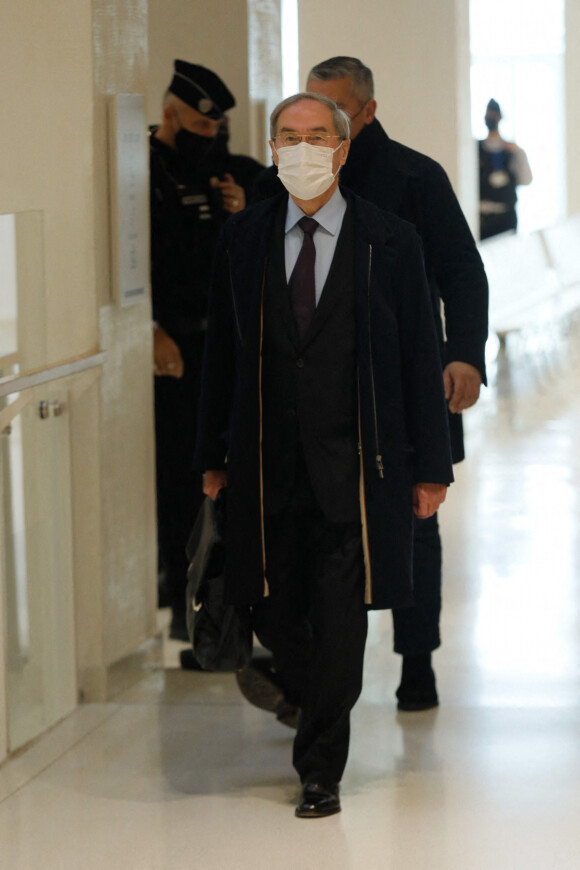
[346,102,367,122]
[274,132,342,147]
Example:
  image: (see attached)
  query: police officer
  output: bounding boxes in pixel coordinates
[151,61,263,644]
[479,98,532,239]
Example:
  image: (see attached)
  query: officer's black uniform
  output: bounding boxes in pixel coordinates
[478,142,518,239]
[151,62,263,639]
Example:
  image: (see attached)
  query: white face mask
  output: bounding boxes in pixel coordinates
[274,141,343,200]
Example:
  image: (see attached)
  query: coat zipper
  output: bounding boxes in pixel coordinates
[258,259,268,596]
[366,244,384,478]
[227,248,269,596]
[358,379,373,605]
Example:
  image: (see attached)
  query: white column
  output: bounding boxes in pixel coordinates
[91,0,157,696]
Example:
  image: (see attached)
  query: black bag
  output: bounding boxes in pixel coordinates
[185,490,252,671]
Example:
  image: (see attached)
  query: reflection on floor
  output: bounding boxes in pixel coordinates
[1,314,579,870]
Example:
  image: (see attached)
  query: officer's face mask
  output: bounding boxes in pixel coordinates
[213,121,230,157]
[175,126,217,164]
[485,115,499,133]
[273,141,344,201]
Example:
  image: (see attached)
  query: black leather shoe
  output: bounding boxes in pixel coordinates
[169,610,189,642]
[275,700,300,730]
[157,582,171,610]
[296,782,341,818]
[236,659,300,729]
[179,649,205,671]
[236,658,284,712]
[396,653,439,711]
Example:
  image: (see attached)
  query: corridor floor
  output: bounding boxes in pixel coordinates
[1,316,579,869]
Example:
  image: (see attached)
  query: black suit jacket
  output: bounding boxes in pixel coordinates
[252,119,489,462]
[261,202,359,522]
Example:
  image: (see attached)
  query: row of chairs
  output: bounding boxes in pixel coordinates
[478,214,580,341]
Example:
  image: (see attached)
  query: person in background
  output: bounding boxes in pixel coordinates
[151,60,263,652]
[479,98,533,239]
[245,56,488,713]
[195,92,453,817]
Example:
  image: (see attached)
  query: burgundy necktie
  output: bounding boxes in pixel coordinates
[289,216,319,338]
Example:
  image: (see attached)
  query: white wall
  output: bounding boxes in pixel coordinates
[0,1,97,363]
[297,0,478,228]
[0,0,157,723]
[147,0,253,157]
[0,0,99,747]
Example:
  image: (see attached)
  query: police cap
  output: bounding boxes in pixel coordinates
[486,98,501,114]
[168,60,236,119]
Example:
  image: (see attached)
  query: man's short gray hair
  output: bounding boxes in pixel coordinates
[270,92,350,141]
[307,56,374,104]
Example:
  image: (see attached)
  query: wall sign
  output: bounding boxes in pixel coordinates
[108,94,149,307]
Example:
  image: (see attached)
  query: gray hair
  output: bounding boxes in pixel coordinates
[307,56,374,104]
[269,92,350,141]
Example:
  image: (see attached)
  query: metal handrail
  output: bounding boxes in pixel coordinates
[0,351,105,399]
[0,393,33,433]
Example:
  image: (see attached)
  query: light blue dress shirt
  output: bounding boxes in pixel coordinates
[284,188,347,304]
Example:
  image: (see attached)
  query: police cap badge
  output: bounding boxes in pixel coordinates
[169,61,235,120]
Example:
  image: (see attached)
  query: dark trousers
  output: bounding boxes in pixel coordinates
[392,513,442,655]
[154,332,206,612]
[259,472,368,787]
[480,209,517,240]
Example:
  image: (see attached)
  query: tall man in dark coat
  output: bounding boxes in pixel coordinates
[150,61,262,643]
[195,93,454,818]
[250,57,489,710]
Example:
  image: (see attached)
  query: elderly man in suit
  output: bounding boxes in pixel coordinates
[250,57,489,711]
[195,93,453,818]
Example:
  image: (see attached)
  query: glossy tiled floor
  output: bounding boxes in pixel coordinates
[1,316,580,869]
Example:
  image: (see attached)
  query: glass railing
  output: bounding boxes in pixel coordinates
[1,384,77,750]
[0,211,47,380]
[0,211,104,755]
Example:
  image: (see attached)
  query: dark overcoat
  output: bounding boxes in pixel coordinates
[252,119,489,462]
[194,191,454,611]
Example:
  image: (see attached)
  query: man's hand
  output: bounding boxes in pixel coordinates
[216,173,245,214]
[443,361,482,413]
[154,326,184,378]
[412,483,447,519]
[204,470,228,500]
